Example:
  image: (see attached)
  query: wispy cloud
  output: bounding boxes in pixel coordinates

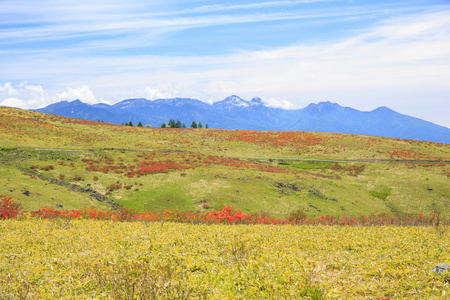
[166,0,332,15]
[1,0,432,53]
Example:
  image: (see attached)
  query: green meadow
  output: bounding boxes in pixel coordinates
[1,106,449,219]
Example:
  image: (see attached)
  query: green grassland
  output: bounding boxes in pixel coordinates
[1,106,450,219]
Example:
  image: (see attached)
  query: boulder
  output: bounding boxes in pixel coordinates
[431,263,450,273]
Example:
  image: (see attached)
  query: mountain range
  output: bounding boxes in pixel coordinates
[32,95,450,144]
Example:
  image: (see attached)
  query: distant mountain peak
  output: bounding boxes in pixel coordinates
[116,98,147,105]
[250,97,263,105]
[112,98,151,110]
[214,95,248,110]
[225,95,248,106]
[304,101,344,112]
[213,95,265,111]
[62,99,84,105]
[372,106,395,113]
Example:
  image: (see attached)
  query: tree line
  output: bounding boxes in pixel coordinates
[121,121,145,127]
[161,119,208,129]
[119,119,208,128]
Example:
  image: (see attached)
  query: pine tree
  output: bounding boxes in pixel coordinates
[190,121,197,128]
[124,122,129,126]
[161,123,166,128]
[205,123,209,129]
[137,121,143,127]
[175,120,182,128]
[128,121,134,126]
[198,122,203,128]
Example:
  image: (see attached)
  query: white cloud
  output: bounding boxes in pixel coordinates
[0,82,18,95]
[20,81,45,93]
[54,85,97,104]
[144,86,177,99]
[264,98,298,110]
[0,81,48,109]
[0,97,27,108]
[0,82,100,109]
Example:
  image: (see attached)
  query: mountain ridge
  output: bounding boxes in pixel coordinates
[30,96,450,144]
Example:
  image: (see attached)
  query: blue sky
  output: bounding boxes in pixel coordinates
[1,0,450,128]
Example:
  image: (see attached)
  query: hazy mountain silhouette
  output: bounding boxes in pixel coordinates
[32,96,450,143]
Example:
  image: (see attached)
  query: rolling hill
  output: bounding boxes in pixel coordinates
[1,106,450,219]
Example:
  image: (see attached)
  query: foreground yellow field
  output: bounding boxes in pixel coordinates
[1,220,449,299]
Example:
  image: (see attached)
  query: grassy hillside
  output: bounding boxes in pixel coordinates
[1,106,449,218]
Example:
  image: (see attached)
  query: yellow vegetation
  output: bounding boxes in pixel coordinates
[0,219,449,299]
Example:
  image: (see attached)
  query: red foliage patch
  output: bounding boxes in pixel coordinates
[0,196,443,227]
[0,197,21,219]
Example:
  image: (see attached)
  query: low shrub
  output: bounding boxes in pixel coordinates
[1,198,448,226]
[0,197,21,219]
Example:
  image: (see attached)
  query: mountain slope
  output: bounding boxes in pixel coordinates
[31,97,450,143]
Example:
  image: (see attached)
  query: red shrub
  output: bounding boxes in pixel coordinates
[30,207,62,219]
[41,165,55,171]
[0,197,21,219]
[1,196,448,227]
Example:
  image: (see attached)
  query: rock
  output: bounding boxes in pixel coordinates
[431,263,450,273]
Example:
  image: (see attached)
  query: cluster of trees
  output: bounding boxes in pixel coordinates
[161,119,208,129]
[121,121,145,127]
[118,119,208,128]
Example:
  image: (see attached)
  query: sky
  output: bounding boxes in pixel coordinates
[1,0,450,128]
